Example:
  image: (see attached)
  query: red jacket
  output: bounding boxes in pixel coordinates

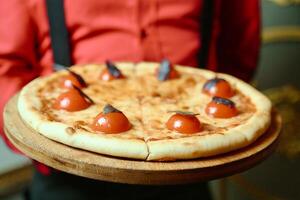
[0,0,260,174]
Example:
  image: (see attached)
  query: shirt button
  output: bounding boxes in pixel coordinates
[140,29,147,39]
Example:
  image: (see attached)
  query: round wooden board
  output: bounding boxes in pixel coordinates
[3,94,281,185]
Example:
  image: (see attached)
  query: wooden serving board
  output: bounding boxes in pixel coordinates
[3,94,281,185]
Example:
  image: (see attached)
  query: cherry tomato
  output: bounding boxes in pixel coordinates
[168,68,180,79]
[53,88,92,111]
[166,113,202,134]
[205,97,238,118]
[156,66,179,80]
[60,73,87,89]
[92,112,131,133]
[202,78,234,98]
[100,69,124,81]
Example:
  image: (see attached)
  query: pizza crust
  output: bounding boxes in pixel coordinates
[146,111,270,161]
[18,62,271,161]
[146,131,249,161]
[37,121,148,160]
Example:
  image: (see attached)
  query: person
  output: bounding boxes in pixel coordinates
[0,0,260,199]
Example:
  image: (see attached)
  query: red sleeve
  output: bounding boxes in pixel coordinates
[0,0,39,152]
[216,0,261,82]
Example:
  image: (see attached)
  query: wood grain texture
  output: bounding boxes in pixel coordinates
[3,94,281,185]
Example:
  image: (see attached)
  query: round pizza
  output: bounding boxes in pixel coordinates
[17,60,272,161]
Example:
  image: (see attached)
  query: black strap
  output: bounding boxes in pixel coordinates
[45,0,72,70]
[198,0,214,68]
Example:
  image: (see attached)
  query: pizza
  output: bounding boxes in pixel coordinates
[17,60,272,161]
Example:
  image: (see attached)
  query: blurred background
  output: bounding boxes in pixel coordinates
[0,0,299,199]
